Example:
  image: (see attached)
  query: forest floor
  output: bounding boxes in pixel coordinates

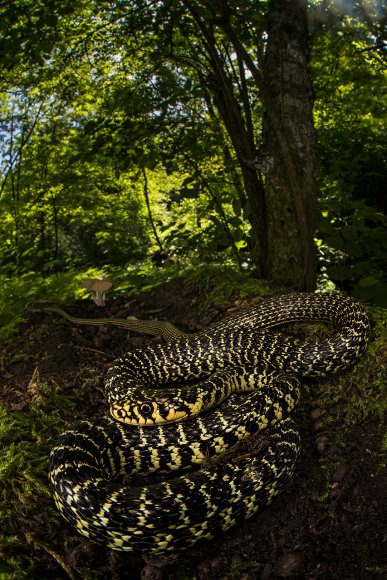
[0,274,386,579]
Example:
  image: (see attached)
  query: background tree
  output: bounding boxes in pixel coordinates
[179,0,317,289]
[0,0,385,302]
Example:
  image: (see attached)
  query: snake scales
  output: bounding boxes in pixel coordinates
[48,292,370,553]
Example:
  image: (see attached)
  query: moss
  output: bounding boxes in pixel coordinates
[184,263,275,307]
[312,305,387,429]
[302,305,387,496]
[0,386,70,578]
[229,560,260,576]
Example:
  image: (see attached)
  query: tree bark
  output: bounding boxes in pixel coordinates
[261,0,317,290]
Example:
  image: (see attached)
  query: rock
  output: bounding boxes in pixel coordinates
[310,408,322,420]
[351,484,362,497]
[273,552,303,577]
[196,555,225,578]
[261,563,273,580]
[239,571,260,580]
[316,435,328,454]
[141,564,163,580]
[332,461,350,482]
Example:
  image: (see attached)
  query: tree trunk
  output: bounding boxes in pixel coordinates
[182,0,317,289]
[261,0,317,290]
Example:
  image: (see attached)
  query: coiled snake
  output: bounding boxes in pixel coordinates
[48,292,370,553]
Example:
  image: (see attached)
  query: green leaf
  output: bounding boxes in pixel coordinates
[358,275,379,287]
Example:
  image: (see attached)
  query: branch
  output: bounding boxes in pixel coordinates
[142,167,163,251]
[0,100,45,198]
[215,17,274,111]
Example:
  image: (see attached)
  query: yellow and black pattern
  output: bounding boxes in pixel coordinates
[106,292,370,424]
[31,304,186,340]
[48,292,370,553]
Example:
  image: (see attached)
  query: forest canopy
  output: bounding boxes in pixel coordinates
[0,0,386,307]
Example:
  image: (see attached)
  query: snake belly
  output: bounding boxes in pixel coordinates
[48,292,370,553]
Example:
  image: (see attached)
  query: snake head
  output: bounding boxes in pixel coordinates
[109,397,192,426]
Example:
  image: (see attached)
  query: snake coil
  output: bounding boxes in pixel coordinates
[49,292,370,553]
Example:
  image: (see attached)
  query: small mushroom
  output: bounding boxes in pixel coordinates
[82,278,113,307]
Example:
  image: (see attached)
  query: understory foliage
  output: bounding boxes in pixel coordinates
[312,20,387,304]
[0,0,385,303]
[0,389,73,579]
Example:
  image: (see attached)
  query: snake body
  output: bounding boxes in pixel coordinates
[32,304,185,340]
[48,292,370,553]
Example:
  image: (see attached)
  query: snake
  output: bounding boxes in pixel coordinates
[48,292,370,554]
[28,303,185,340]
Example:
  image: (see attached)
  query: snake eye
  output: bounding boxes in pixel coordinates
[139,402,154,416]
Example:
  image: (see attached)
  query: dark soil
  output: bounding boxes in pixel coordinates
[1,278,386,579]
